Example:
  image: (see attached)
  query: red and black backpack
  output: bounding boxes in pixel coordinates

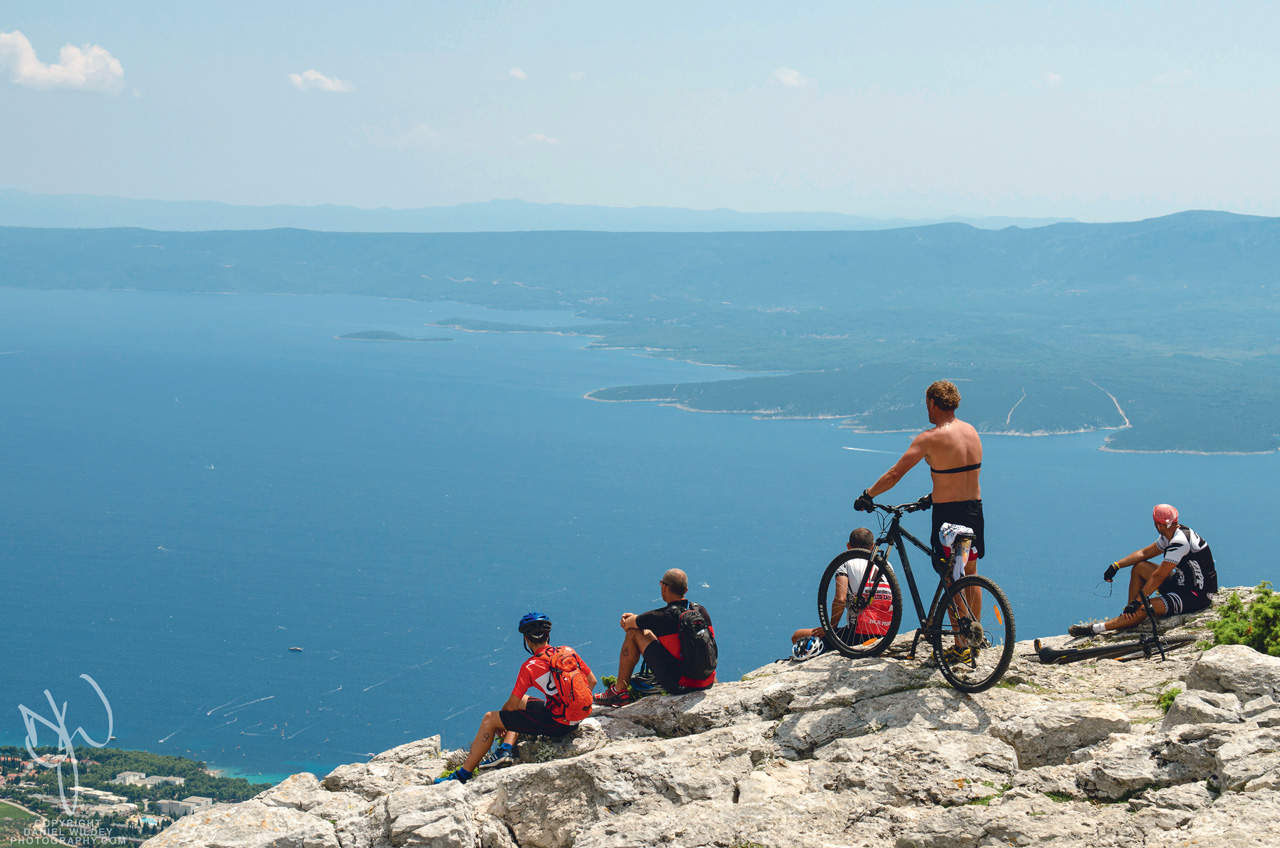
[546,647,593,722]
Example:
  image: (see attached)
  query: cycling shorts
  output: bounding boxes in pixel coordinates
[642,641,713,695]
[932,499,984,561]
[499,699,575,737]
[1157,575,1212,617]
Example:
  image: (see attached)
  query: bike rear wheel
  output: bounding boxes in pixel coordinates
[930,575,1015,693]
[817,549,903,658]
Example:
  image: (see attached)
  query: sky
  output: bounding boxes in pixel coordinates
[3,1,1280,221]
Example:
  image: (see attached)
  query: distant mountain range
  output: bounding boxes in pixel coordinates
[0,188,1073,233]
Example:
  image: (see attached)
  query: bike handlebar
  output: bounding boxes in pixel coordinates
[860,494,932,515]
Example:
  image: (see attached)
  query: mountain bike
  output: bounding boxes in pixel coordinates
[1034,594,1195,664]
[817,495,1015,693]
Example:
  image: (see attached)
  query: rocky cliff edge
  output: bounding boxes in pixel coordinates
[143,589,1280,848]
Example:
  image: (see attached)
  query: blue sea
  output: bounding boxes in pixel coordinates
[1,288,1272,782]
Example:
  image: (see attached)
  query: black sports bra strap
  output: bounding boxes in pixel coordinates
[930,462,982,475]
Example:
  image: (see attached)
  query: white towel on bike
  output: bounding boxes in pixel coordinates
[939,522,975,581]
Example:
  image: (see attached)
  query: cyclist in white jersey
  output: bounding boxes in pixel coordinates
[792,528,895,655]
[1071,503,1218,637]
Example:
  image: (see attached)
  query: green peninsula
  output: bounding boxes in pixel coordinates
[2,212,1277,452]
[337,330,451,342]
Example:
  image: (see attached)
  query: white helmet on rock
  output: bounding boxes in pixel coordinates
[791,636,824,661]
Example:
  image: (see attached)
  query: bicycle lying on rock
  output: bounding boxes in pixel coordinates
[817,495,1016,693]
[1034,594,1195,664]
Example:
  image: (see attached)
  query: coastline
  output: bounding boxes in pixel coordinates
[583,389,1277,455]
[332,335,451,343]
[432,320,791,374]
[82,290,1275,456]
[428,322,596,339]
[205,764,291,786]
[1098,441,1280,457]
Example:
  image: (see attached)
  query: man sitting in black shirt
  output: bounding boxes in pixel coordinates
[594,568,716,706]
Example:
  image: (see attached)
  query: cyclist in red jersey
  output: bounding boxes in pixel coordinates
[594,568,716,706]
[436,612,596,784]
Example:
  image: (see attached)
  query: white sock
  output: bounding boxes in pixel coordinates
[1093,622,1107,634]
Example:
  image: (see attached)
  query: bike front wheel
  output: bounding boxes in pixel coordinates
[817,550,903,658]
[930,575,1015,693]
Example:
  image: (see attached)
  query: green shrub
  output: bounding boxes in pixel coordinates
[1157,686,1181,714]
[1208,582,1280,656]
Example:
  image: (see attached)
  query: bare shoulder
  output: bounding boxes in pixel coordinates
[906,427,936,455]
[913,425,941,445]
[953,418,983,446]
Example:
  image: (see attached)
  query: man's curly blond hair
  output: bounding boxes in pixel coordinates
[926,380,961,411]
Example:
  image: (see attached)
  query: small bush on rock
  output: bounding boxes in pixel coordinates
[1208,582,1280,656]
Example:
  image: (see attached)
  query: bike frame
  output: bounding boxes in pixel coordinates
[865,505,953,658]
[880,513,934,622]
[1036,594,1188,664]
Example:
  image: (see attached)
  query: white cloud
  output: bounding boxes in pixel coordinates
[568,70,585,81]
[509,67,527,80]
[1045,71,1063,86]
[288,69,354,93]
[528,133,559,145]
[364,121,440,150]
[0,30,124,92]
[772,67,807,87]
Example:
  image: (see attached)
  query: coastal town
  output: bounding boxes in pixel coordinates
[0,747,269,846]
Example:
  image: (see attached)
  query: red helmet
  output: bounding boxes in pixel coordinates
[1152,503,1179,528]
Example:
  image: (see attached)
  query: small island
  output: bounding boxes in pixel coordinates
[336,330,452,342]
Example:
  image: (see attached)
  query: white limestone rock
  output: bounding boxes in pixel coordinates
[1211,726,1280,792]
[256,773,327,811]
[386,783,476,847]
[142,590,1280,848]
[1127,781,1215,813]
[1186,644,1280,701]
[308,791,388,848]
[1163,689,1243,727]
[369,735,441,766]
[321,760,438,800]
[515,716,610,762]
[991,700,1131,767]
[142,799,340,848]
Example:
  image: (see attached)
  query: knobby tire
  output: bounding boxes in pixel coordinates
[817,549,903,658]
[930,574,1015,693]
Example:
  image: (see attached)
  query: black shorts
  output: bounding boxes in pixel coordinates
[1157,574,1212,617]
[498,699,574,737]
[932,499,984,560]
[642,641,711,695]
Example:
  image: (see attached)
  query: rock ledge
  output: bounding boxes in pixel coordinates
[144,590,1280,848]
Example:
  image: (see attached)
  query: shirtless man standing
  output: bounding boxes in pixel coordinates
[854,380,984,575]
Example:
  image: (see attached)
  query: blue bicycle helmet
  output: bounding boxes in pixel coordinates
[518,612,552,636]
